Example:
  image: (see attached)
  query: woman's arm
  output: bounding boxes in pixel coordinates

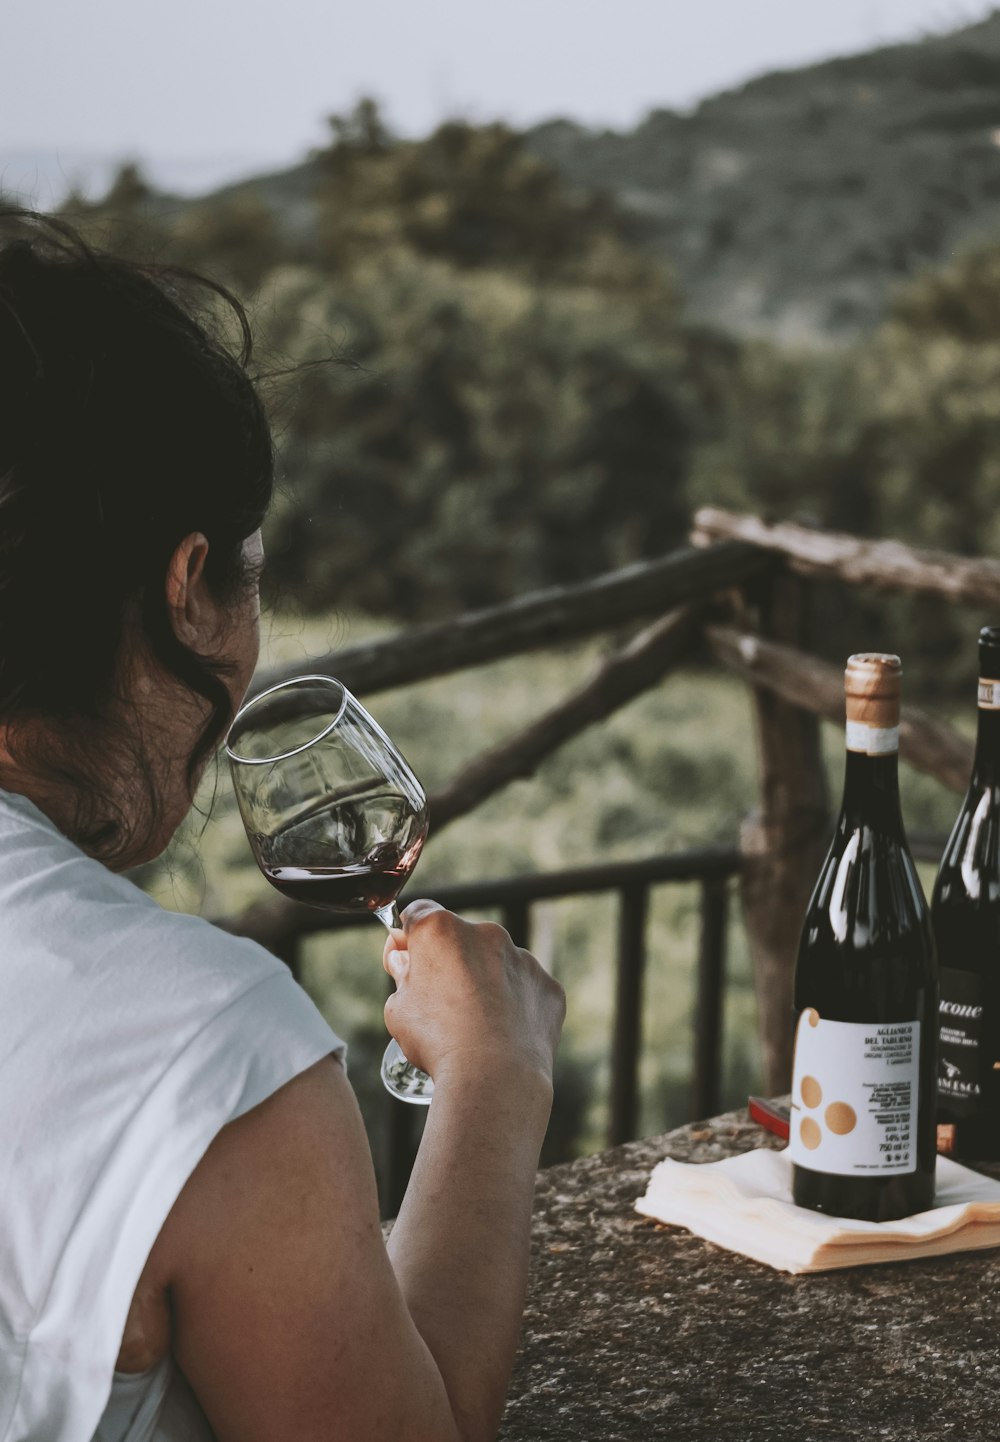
[385,1070,553,1441]
[384,905,563,1441]
[157,904,564,1442]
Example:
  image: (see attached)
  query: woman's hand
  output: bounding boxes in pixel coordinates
[382,901,565,1089]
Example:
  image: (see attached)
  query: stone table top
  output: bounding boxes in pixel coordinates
[498,1108,1000,1442]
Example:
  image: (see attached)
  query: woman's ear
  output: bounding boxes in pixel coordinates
[165,532,218,650]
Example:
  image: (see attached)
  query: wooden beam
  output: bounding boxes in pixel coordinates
[693,507,1000,609]
[706,623,973,793]
[252,540,771,698]
[430,606,700,830]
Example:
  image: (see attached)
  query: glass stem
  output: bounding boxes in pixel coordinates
[374,901,402,932]
[375,899,434,1105]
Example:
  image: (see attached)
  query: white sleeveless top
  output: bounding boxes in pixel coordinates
[0,790,346,1442]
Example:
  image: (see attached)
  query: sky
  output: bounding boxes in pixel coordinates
[2,0,998,201]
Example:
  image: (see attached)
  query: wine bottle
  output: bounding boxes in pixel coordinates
[790,654,938,1221]
[933,626,1000,1160]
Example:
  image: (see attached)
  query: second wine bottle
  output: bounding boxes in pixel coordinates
[789,653,938,1221]
[933,626,1000,1159]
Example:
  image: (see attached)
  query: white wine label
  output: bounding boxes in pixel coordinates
[978,678,1000,710]
[938,967,984,1116]
[845,721,900,755]
[789,1010,919,1176]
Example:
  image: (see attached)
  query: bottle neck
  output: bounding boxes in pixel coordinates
[973,704,1000,788]
[840,746,904,836]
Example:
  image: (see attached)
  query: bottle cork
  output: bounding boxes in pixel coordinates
[845,654,901,754]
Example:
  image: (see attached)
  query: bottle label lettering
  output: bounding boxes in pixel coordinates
[845,721,900,756]
[938,967,985,1117]
[789,1011,919,1175]
[978,678,1000,711]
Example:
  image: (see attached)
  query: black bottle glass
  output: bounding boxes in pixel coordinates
[791,654,938,1221]
[933,626,1000,1159]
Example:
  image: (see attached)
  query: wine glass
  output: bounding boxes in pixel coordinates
[226,674,433,1104]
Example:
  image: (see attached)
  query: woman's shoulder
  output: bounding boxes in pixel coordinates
[0,785,286,996]
[0,782,345,1125]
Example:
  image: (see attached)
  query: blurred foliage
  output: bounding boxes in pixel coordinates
[60,104,1000,694]
[689,239,1000,693]
[58,101,1000,691]
[313,105,630,279]
[260,263,689,614]
[48,99,1000,693]
[59,101,692,621]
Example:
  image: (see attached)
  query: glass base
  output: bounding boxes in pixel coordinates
[381,1037,434,1105]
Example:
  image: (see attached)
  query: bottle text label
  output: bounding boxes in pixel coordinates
[789,1011,919,1176]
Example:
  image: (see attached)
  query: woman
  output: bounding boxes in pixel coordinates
[0,214,565,1442]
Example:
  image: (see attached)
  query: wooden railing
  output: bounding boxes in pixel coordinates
[220,507,1000,1204]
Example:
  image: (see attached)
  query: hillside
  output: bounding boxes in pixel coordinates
[525,11,1000,340]
[188,10,1000,342]
[10,17,1000,342]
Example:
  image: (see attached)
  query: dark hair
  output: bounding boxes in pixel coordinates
[0,211,274,861]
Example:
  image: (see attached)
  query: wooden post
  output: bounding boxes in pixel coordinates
[740,572,829,1095]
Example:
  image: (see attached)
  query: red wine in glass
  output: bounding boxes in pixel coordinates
[257,788,427,918]
[264,858,416,913]
[227,676,432,1104]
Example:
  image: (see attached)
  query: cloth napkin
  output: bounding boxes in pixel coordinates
[635,1148,1000,1274]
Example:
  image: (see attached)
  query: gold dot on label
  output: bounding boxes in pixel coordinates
[801,1075,823,1109]
[806,1008,820,1028]
[825,1102,857,1136]
[800,1117,822,1150]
